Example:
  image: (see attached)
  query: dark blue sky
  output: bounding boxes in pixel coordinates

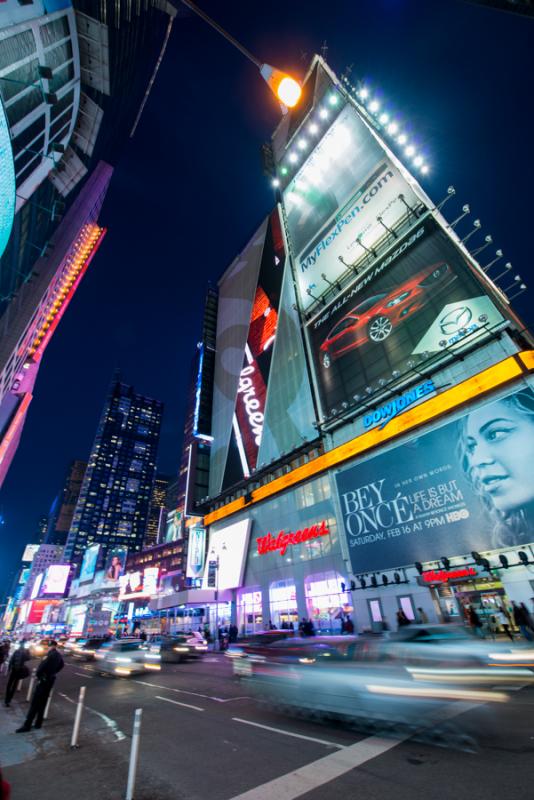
[1,0,533,593]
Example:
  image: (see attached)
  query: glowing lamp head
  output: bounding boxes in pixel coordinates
[260,64,302,109]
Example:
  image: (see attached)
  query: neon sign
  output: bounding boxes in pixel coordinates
[422,567,477,584]
[363,380,435,431]
[257,521,330,556]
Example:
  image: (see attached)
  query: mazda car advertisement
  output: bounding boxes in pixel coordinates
[307,217,503,414]
[283,104,419,311]
[335,385,534,573]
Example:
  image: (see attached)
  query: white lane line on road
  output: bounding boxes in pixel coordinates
[155,695,204,712]
[74,672,93,678]
[58,692,126,741]
[133,679,244,703]
[232,718,346,749]
[228,700,482,800]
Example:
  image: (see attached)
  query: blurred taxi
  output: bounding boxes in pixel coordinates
[94,639,161,676]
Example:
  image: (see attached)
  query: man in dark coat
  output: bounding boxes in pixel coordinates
[16,641,64,732]
[4,641,30,707]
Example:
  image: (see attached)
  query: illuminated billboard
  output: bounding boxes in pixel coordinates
[308,217,503,414]
[202,519,251,591]
[283,104,419,311]
[104,546,128,582]
[186,526,206,579]
[22,544,40,563]
[30,573,43,600]
[118,567,159,599]
[335,385,534,573]
[42,564,70,596]
[79,543,100,584]
[165,509,182,542]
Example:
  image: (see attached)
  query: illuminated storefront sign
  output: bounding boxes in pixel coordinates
[363,380,435,431]
[422,567,477,584]
[257,520,330,556]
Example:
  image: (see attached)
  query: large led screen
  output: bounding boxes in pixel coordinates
[42,564,70,595]
[79,543,100,584]
[336,386,534,573]
[104,546,127,582]
[283,104,419,311]
[308,217,503,414]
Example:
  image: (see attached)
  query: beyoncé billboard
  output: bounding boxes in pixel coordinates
[336,386,534,573]
[308,217,503,414]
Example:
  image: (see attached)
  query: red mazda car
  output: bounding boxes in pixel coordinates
[319,262,454,368]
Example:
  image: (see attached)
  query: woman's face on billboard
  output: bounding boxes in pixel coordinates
[465,400,534,513]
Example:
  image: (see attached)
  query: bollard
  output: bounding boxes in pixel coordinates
[17,679,23,692]
[44,688,54,720]
[70,686,86,749]
[26,669,37,702]
[125,708,143,800]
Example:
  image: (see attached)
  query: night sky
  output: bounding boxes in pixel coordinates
[1,0,532,594]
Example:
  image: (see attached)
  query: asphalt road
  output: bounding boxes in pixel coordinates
[1,653,534,800]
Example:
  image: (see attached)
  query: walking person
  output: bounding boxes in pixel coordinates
[4,641,30,707]
[468,606,484,637]
[512,601,533,641]
[416,607,429,624]
[16,640,64,732]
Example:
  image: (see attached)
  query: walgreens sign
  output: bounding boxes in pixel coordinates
[257,521,330,557]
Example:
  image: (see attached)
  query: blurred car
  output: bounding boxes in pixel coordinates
[241,625,534,732]
[319,262,454,368]
[226,631,355,676]
[29,638,54,658]
[71,637,110,661]
[148,632,208,663]
[63,636,85,654]
[94,639,161,676]
[56,635,69,649]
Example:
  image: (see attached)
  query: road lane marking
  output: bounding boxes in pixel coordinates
[155,695,204,712]
[228,700,482,800]
[133,679,245,703]
[74,672,93,679]
[232,718,347,749]
[58,692,126,741]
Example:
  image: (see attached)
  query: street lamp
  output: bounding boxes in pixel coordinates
[180,0,302,110]
[209,542,226,648]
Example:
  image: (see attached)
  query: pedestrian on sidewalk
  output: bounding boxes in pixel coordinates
[512,602,533,641]
[4,641,30,707]
[16,640,64,732]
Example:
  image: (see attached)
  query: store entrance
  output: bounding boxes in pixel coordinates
[436,578,515,637]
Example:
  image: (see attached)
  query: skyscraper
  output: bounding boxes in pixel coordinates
[144,473,170,548]
[45,459,87,546]
[64,379,163,565]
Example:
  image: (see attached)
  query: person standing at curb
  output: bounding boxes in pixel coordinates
[4,641,30,708]
[16,641,64,732]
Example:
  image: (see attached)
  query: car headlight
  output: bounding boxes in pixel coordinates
[115,657,132,663]
[173,646,190,653]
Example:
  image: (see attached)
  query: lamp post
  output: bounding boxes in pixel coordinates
[179,0,302,109]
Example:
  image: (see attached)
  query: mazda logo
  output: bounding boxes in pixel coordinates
[439,306,473,335]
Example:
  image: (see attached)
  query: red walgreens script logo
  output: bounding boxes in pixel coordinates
[256,521,330,556]
[422,567,477,583]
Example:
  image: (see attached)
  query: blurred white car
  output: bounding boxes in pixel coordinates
[94,639,161,676]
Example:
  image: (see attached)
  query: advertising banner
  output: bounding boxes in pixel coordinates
[104,546,128,582]
[186,526,206,579]
[308,217,503,414]
[202,519,252,591]
[118,566,159,599]
[22,544,40,563]
[165,509,182,542]
[79,543,100,584]
[42,564,70,595]
[283,105,419,311]
[30,573,43,600]
[335,386,534,573]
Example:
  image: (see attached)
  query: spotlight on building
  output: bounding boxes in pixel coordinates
[394,572,401,584]
[518,550,530,566]
[414,561,423,575]
[498,554,509,569]
[371,575,378,588]
[350,580,357,591]
[441,557,451,570]
[382,574,389,586]
[359,577,366,589]
[471,551,482,565]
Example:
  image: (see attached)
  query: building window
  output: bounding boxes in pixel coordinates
[0,30,36,72]
[304,571,350,634]
[269,580,297,630]
[237,589,262,635]
[367,598,384,628]
[40,16,70,48]
[397,595,416,622]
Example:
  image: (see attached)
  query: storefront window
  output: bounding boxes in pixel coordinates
[237,588,263,634]
[397,595,416,621]
[269,580,297,630]
[368,598,383,627]
[304,571,351,634]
